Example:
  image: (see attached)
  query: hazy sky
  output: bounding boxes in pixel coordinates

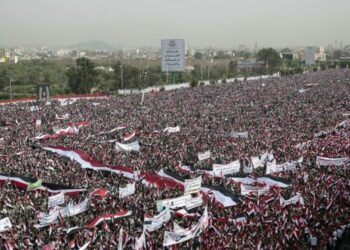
[1,0,349,48]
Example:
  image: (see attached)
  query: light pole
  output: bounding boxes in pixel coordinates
[207,64,210,81]
[119,65,124,93]
[200,61,203,81]
[9,75,13,100]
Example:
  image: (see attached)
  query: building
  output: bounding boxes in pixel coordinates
[315,47,326,61]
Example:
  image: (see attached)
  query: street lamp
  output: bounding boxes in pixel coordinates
[9,75,13,100]
[119,65,124,93]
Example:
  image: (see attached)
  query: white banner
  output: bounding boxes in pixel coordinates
[280,193,304,207]
[316,156,350,166]
[0,217,13,233]
[213,160,240,176]
[184,176,202,195]
[163,226,200,247]
[115,141,140,152]
[163,126,180,133]
[161,39,186,72]
[119,182,136,199]
[35,198,89,228]
[265,159,300,175]
[251,152,275,169]
[144,208,171,232]
[156,195,193,212]
[48,192,65,208]
[185,196,203,210]
[163,207,207,247]
[230,131,248,139]
[36,119,42,126]
[241,184,269,196]
[198,150,211,161]
[67,198,89,217]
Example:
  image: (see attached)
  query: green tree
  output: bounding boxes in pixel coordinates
[194,52,203,60]
[257,48,282,73]
[0,66,10,91]
[112,62,139,89]
[66,57,98,94]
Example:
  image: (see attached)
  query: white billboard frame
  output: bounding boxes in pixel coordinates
[161,39,186,72]
[305,46,315,65]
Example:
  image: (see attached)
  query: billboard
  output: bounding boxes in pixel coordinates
[304,46,315,65]
[161,39,186,72]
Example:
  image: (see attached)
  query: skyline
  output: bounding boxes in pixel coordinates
[1,0,350,49]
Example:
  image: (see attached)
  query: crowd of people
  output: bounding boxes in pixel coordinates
[0,69,349,249]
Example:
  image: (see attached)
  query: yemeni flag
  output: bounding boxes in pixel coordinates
[43,146,136,179]
[0,174,85,196]
[90,188,109,199]
[27,180,43,191]
[86,211,132,229]
[123,131,136,141]
[141,171,183,190]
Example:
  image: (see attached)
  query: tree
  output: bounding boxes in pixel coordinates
[256,48,282,73]
[194,52,203,60]
[112,62,139,90]
[0,66,10,91]
[66,57,98,94]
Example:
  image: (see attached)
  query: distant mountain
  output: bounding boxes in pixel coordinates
[70,40,116,51]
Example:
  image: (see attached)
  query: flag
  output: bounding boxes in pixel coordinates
[123,131,136,141]
[27,179,43,191]
[86,211,132,229]
[172,209,199,219]
[90,188,109,199]
[43,146,136,179]
[0,174,85,196]
[78,241,90,250]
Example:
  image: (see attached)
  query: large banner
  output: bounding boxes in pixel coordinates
[156,194,197,212]
[305,46,315,65]
[213,160,240,176]
[241,184,269,196]
[115,141,140,152]
[316,156,349,167]
[184,176,202,195]
[161,39,186,72]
